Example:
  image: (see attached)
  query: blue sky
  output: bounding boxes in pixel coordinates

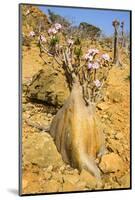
[38,5,130,36]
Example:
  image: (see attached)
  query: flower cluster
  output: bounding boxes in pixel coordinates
[84,49,110,88]
[48,28,58,35]
[84,48,99,61]
[94,79,101,87]
[35,22,111,94]
[39,35,46,42]
[88,48,99,55]
[54,23,62,30]
[67,39,74,45]
[101,53,110,61]
[92,62,100,69]
[85,48,100,70]
[29,31,35,37]
[85,54,93,61]
[88,63,93,69]
[86,50,110,70]
[88,62,100,70]
[48,23,62,35]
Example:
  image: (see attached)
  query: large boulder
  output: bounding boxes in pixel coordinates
[22,131,64,168]
[99,153,125,173]
[79,169,99,189]
[27,69,70,107]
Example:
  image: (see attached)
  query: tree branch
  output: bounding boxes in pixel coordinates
[40,41,62,66]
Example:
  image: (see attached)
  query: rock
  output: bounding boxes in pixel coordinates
[104,183,112,189]
[29,113,51,127]
[118,173,130,188]
[99,153,125,173]
[22,179,28,189]
[46,165,53,172]
[65,164,71,169]
[63,174,80,184]
[103,114,108,119]
[59,165,66,172]
[112,182,120,188]
[47,113,52,118]
[27,69,69,107]
[22,96,27,104]
[23,112,30,120]
[108,139,123,153]
[76,181,86,190]
[45,180,61,193]
[62,181,78,192]
[97,103,109,110]
[80,169,97,188]
[109,91,123,103]
[26,102,35,109]
[52,172,63,183]
[73,169,79,174]
[115,132,124,140]
[23,132,64,168]
[43,172,52,180]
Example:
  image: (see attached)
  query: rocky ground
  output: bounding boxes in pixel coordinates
[21,42,130,194]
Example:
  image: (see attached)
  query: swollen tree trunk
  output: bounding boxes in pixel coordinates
[38,34,107,179]
[50,80,105,179]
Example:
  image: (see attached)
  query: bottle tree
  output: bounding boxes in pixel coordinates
[28,23,112,179]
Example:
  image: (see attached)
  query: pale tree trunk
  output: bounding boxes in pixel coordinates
[120,21,125,48]
[113,20,122,66]
[50,79,106,179]
[113,27,119,65]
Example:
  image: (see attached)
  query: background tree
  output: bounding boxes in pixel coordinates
[48,9,71,29]
[79,22,101,43]
[112,19,121,66]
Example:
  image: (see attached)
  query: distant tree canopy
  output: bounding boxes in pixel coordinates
[79,22,102,39]
[48,9,71,28]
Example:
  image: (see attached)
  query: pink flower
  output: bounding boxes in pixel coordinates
[85,53,90,60]
[29,31,35,37]
[39,35,46,42]
[94,79,101,87]
[88,49,93,54]
[48,28,57,35]
[93,49,99,54]
[48,28,52,34]
[89,55,93,61]
[88,63,93,69]
[54,23,62,30]
[52,28,57,34]
[67,39,74,45]
[92,62,100,69]
[101,53,110,61]
[85,54,93,61]
[88,48,99,55]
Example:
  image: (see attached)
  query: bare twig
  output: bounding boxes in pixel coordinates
[40,41,62,66]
